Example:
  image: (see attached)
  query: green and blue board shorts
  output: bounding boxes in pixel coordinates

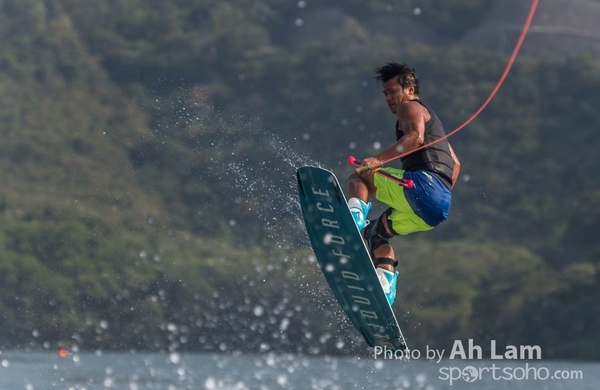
[374,167,452,235]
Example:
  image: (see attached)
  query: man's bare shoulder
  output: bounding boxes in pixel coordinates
[398,100,429,121]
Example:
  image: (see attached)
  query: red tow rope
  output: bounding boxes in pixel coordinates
[351,0,540,175]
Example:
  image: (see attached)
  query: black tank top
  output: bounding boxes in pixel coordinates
[395,100,454,188]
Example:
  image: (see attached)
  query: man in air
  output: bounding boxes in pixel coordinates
[346,62,461,305]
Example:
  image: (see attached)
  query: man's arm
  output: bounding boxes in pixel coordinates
[360,101,425,169]
[448,143,461,188]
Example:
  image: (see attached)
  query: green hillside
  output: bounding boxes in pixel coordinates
[0,0,598,358]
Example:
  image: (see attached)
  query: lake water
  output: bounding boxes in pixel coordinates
[0,351,597,390]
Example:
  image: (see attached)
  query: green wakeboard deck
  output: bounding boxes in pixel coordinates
[296,166,408,353]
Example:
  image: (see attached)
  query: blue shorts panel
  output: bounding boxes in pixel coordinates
[403,170,452,227]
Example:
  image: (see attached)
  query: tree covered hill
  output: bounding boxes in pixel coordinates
[0,0,598,358]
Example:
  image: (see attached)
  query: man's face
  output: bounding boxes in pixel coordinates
[382,78,412,114]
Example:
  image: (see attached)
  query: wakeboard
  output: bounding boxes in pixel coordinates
[296,166,408,353]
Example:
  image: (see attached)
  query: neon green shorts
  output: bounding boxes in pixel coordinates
[373,167,434,235]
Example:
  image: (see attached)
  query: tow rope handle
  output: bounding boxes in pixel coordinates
[348,156,414,189]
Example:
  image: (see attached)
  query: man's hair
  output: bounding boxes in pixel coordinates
[375,62,420,95]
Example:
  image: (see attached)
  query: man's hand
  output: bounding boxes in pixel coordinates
[359,157,384,172]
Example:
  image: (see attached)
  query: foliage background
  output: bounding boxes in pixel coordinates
[0,0,598,358]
